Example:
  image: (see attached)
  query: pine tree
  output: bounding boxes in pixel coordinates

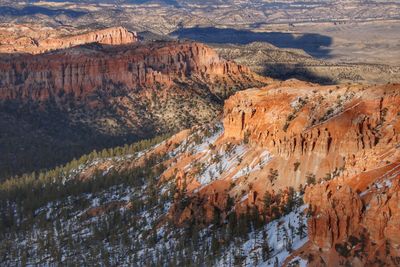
[267,168,279,185]
[306,173,316,185]
[297,214,307,239]
[274,257,279,267]
[261,234,271,262]
[284,187,296,214]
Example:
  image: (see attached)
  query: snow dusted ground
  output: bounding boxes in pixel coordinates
[170,122,273,188]
[215,205,308,267]
[1,122,308,266]
[169,123,224,158]
[4,178,175,266]
[195,144,249,185]
[232,149,272,180]
[287,256,308,267]
[360,163,400,197]
[17,177,308,266]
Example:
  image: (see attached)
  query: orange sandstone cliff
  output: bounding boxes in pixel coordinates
[136,80,399,265]
[0,26,138,54]
[0,41,264,102]
[22,76,399,265]
[0,38,267,179]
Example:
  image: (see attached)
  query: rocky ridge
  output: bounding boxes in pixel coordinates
[0,40,260,101]
[148,80,400,265]
[0,26,138,54]
[0,78,399,266]
[0,37,267,180]
[53,79,400,265]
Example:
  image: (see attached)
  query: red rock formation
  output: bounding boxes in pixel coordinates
[0,26,138,54]
[39,27,137,50]
[303,173,400,266]
[50,75,399,264]
[146,80,400,264]
[0,37,268,180]
[220,81,400,265]
[0,41,265,101]
[304,183,363,250]
[222,81,400,186]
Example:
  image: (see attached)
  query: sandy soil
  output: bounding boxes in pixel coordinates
[292,20,400,66]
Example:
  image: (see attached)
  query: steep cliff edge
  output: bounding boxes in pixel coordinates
[150,80,400,265]
[0,26,138,54]
[222,81,400,265]
[0,40,267,179]
[223,81,400,186]
[302,163,400,266]
[38,26,137,50]
[222,81,400,266]
[0,78,399,265]
[0,41,262,101]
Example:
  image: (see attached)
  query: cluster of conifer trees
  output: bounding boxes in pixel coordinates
[0,127,307,266]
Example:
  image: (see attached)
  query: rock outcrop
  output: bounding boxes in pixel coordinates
[143,80,400,265]
[38,26,137,51]
[0,41,263,101]
[223,81,400,186]
[303,172,400,266]
[0,39,267,180]
[0,26,138,54]
[304,184,363,250]
[220,80,400,265]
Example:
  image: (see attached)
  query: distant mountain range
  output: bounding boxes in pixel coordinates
[1,0,399,27]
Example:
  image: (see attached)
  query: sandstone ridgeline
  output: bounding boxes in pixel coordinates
[0,26,138,54]
[0,26,267,180]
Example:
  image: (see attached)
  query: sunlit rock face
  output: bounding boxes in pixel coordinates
[0,26,138,54]
[0,40,264,101]
[157,80,400,265]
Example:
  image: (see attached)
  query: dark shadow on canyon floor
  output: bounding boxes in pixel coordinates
[262,63,337,85]
[171,27,333,59]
